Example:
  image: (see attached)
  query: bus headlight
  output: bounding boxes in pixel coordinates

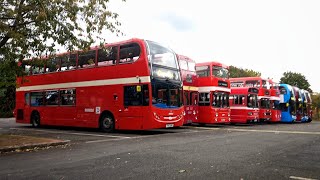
[248,112,253,115]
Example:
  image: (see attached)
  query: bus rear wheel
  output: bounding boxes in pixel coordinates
[31,112,41,127]
[99,114,115,133]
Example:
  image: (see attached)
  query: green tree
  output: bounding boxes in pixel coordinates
[229,65,261,78]
[279,71,312,92]
[0,0,124,117]
[311,93,320,120]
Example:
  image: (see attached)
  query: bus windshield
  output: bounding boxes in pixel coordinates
[212,92,229,108]
[151,80,182,108]
[260,98,270,109]
[212,66,229,78]
[247,94,258,108]
[188,62,196,72]
[147,40,178,69]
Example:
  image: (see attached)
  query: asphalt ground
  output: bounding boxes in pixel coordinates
[0,118,319,180]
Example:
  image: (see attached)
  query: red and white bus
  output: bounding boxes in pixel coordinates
[14,38,184,132]
[195,61,230,125]
[230,77,271,122]
[268,79,281,122]
[229,87,259,124]
[177,54,198,125]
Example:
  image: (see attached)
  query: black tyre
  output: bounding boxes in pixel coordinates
[99,114,115,133]
[31,112,41,127]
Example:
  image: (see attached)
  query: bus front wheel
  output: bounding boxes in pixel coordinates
[99,113,115,133]
[31,112,41,127]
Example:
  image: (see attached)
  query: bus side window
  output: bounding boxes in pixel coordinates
[184,91,189,105]
[25,93,30,105]
[61,54,77,71]
[199,92,210,106]
[98,46,118,66]
[119,43,140,64]
[124,85,143,106]
[45,91,59,106]
[30,92,44,106]
[78,50,96,68]
[60,89,76,106]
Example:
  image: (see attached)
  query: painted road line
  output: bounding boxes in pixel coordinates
[10,128,132,139]
[289,176,318,180]
[226,128,320,135]
[186,126,222,130]
[85,138,130,143]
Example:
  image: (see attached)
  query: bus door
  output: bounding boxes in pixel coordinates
[118,84,149,130]
[190,91,198,122]
[57,89,77,125]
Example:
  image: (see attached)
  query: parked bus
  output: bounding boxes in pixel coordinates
[300,89,308,122]
[230,77,271,122]
[279,84,297,122]
[304,90,313,122]
[195,61,230,125]
[292,86,303,122]
[268,79,281,122]
[229,87,259,124]
[177,54,198,125]
[14,38,185,132]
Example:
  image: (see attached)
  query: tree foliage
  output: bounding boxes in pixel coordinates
[1,0,124,61]
[280,71,311,92]
[229,65,261,78]
[0,0,124,117]
[311,93,320,120]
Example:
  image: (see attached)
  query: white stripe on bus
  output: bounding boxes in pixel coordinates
[230,107,259,110]
[270,96,281,100]
[16,76,151,92]
[198,86,231,93]
[258,96,270,99]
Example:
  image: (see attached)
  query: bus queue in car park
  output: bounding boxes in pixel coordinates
[14,38,313,132]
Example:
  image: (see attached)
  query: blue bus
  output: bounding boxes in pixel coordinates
[279,84,297,122]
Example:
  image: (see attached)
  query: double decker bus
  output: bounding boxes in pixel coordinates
[230,77,271,122]
[268,79,281,122]
[279,84,296,122]
[229,87,259,124]
[292,86,303,122]
[14,38,184,132]
[177,54,198,125]
[304,90,313,122]
[195,61,230,125]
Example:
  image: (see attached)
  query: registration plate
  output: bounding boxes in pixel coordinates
[166,124,174,128]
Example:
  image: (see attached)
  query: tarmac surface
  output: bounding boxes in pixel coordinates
[0,118,319,180]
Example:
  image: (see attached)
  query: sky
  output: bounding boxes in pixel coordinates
[103,0,320,92]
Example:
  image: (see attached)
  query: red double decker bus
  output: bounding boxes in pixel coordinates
[230,77,271,122]
[177,54,198,125]
[195,61,230,125]
[229,87,259,124]
[268,79,281,122]
[15,38,184,132]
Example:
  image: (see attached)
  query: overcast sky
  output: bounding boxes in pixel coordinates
[104,0,320,92]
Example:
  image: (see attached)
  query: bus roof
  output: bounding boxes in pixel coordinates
[196,61,229,69]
